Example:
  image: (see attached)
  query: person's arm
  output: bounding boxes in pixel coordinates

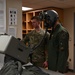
[43,50,48,68]
[22,34,30,46]
[43,32,50,68]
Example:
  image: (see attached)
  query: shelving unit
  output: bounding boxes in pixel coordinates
[22,10,43,38]
[22,8,64,38]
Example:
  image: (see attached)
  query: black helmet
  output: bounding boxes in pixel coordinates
[39,10,59,28]
[46,10,59,26]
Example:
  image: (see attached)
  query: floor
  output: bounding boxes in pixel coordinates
[65,71,75,75]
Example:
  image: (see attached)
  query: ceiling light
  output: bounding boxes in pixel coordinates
[22,7,33,11]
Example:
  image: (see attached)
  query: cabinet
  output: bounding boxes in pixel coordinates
[22,8,64,38]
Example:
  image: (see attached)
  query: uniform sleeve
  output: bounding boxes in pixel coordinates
[45,32,50,45]
[58,31,69,51]
[44,32,50,61]
[57,30,69,72]
[22,34,30,45]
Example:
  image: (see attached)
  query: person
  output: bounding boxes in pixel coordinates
[22,16,49,68]
[46,10,69,73]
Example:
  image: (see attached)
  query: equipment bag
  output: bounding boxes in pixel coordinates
[22,65,49,75]
[0,60,22,75]
[0,60,49,75]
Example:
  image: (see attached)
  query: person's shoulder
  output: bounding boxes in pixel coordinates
[27,30,35,35]
[59,24,68,33]
[61,26,69,34]
[40,28,47,33]
[59,27,69,38]
[56,24,69,37]
[40,28,45,32]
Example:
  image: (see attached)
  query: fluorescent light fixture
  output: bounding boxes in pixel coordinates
[22,7,33,11]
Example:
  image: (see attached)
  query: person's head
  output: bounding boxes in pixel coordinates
[31,16,41,29]
[45,10,59,28]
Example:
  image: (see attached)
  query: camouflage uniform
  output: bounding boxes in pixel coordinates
[47,24,69,73]
[23,28,49,67]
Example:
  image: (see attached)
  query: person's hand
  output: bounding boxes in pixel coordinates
[43,61,48,68]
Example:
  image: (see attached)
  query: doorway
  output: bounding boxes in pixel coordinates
[74,13,75,72]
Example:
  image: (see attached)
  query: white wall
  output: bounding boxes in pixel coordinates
[6,0,22,39]
[64,8,75,70]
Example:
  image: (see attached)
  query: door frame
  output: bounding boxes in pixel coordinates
[74,13,75,72]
